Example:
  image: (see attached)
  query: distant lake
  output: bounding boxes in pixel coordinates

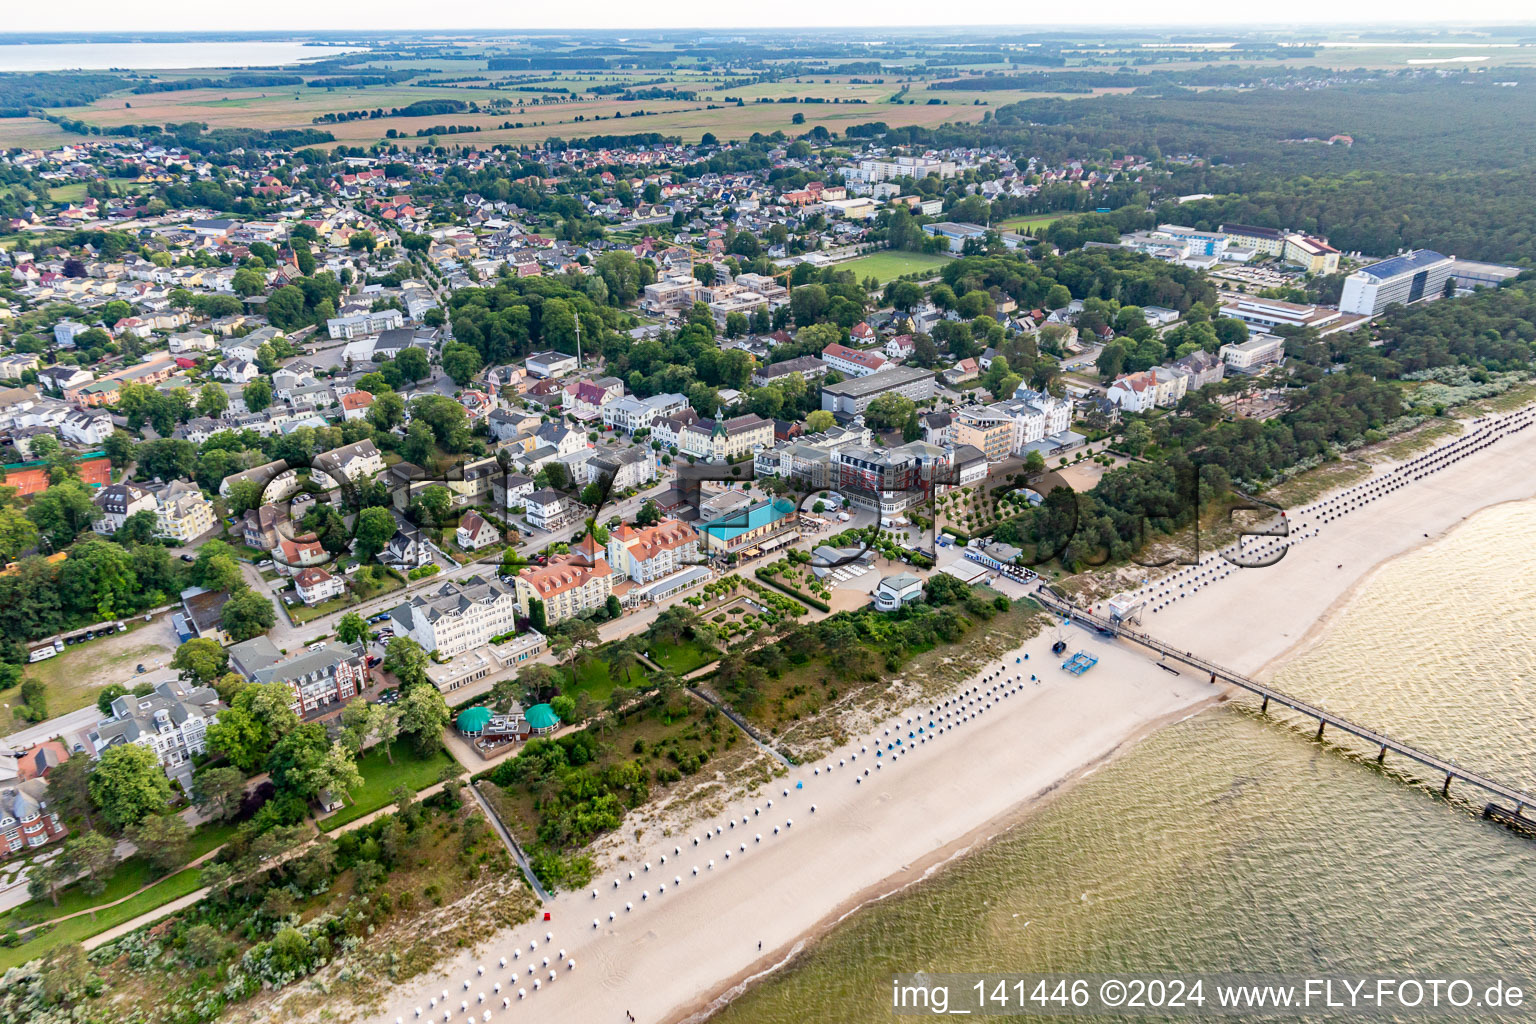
[0,41,367,72]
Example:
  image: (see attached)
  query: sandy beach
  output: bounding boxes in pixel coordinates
[356,404,1536,1024]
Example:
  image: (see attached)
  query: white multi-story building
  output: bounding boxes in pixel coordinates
[88,681,223,780]
[92,482,157,535]
[311,439,385,484]
[389,575,521,657]
[326,309,404,340]
[1219,335,1287,371]
[821,342,888,378]
[524,488,581,531]
[607,520,701,583]
[1339,250,1455,317]
[602,392,690,433]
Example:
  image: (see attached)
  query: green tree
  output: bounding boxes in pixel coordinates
[220,587,275,641]
[267,722,331,799]
[0,502,39,562]
[335,611,370,645]
[398,684,449,753]
[89,743,172,830]
[232,266,265,297]
[96,683,128,718]
[115,508,159,546]
[128,812,191,874]
[26,479,99,547]
[172,638,229,685]
[242,378,273,412]
[441,342,482,386]
[394,346,429,384]
[195,382,229,417]
[305,742,363,802]
[353,506,396,561]
[265,285,307,330]
[805,409,836,433]
[375,704,402,765]
[368,390,405,431]
[59,539,137,618]
[44,754,96,830]
[383,636,430,689]
[192,764,246,821]
[339,697,382,752]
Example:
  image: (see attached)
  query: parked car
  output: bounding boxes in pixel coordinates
[136,664,146,673]
[308,641,327,652]
[180,554,195,563]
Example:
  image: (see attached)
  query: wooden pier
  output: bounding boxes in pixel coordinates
[1035,587,1536,817]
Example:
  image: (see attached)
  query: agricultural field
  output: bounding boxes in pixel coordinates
[34,67,1026,149]
[838,249,952,283]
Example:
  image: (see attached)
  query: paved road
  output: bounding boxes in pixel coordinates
[2,705,102,752]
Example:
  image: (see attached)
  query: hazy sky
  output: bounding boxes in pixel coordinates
[2,4,1531,34]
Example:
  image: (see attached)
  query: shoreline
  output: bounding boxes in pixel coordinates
[355,403,1536,1024]
[669,694,1227,1024]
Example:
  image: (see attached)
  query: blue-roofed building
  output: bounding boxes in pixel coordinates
[1340,249,1455,316]
[698,496,800,557]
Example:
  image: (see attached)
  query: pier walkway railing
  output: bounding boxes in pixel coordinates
[1035,586,1536,814]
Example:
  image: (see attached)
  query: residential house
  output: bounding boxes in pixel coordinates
[456,511,500,550]
[248,641,369,717]
[524,488,580,531]
[92,482,156,534]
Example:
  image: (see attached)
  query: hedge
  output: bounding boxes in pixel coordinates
[752,569,831,612]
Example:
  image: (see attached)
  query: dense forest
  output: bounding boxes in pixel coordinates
[1162,167,1536,265]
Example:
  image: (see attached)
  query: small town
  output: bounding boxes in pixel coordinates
[0,22,1534,1024]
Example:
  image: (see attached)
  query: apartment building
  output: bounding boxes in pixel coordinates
[326,308,404,340]
[821,342,888,378]
[88,680,224,780]
[607,520,701,583]
[834,442,952,516]
[514,556,614,625]
[154,479,216,543]
[1219,334,1287,371]
[951,406,1015,462]
[821,366,935,419]
[601,392,690,433]
[390,575,521,657]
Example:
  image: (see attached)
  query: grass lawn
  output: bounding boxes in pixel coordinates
[0,866,203,971]
[317,743,457,832]
[3,620,168,733]
[560,655,649,706]
[996,212,1062,233]
[0,818,237,934]
[838,250,950,284]
[645,638,719,675]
